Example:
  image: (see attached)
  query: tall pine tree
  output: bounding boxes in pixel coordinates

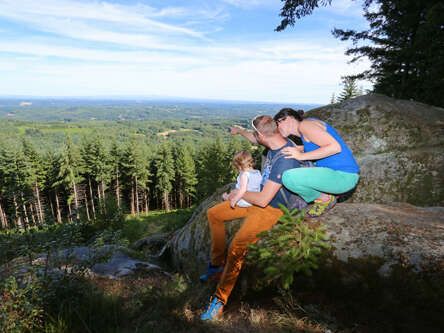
[121,138,151,215]
[154,143,175,212]
[22,139,46,225]
[173,143,197,208]
[56,136,83,221]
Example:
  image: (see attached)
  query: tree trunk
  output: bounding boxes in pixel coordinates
[30,203,36,226]
[0,201,7,229]
[84,193,90,221]
[131,180,135,216]
[164,191,170,212]
[49,194,55,218]
[35,181,44,224]
[97,184,102,202]
[101,180,105,201]
[21,193,30,229]
[89,178,96,220]
[115,169,121,209]
[72,180,80,219]
[68,204,72,223]
[13,196,22,229]
[135,176,140,215]
[144,190,149,215]
[179,189,184,209]
[55,191,62,224]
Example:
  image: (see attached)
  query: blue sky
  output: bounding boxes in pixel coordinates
[0,0,372,104]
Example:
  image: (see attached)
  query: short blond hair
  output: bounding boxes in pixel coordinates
[232,150,255,171]
[252,115,278,136]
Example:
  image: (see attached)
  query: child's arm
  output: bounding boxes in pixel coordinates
[230,173,248,208]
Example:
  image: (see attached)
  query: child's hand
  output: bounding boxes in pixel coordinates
[230,198,238,208]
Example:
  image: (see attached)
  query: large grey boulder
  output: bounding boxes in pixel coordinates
[164,190,444,276]
[306,94,444,206]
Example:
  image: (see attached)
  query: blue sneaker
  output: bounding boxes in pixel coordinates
[201,296,224,321]
[200,263,224,282]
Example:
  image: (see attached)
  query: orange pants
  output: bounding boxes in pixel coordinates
[206,201,283,304]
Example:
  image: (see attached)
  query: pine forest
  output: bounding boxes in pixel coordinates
[0,99,284,230]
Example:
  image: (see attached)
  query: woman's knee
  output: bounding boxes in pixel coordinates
[282,169,305,190]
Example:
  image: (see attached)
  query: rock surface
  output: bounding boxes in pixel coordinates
[1,245,167,281]
[92,252,164,279]
[306,94,444,206]
[165,188,444,276]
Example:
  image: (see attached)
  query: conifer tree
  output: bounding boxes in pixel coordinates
[154,143,175,212]
[79,136,95,220]
[174,143,197,208]
[333,0,444,107]
[21,139,46,225]
[42,150,63,223]
[90,134,111,204]
[277,0,444,107]
[0,143,9,228]
[197,137,233,199]
[0,143,30,228]
[121,138,151,215]
[56,136,83,220]
[337,77,361,102]
[136,145,152,215]
[109,141,123,209]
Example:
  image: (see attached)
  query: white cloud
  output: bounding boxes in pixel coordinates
[319,0,365,18]
[0,36,371,103]
[222,0,277,9]
[0,0,208,39]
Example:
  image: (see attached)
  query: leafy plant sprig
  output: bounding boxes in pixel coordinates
[247,205,330,289]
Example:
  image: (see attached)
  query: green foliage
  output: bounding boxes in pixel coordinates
[154,143,175,211]
[278,0,444,107]
[276,0,333,31]
[93,197,126,231]
[91,229,129,251]
[247,206,330,289]
[123,207,194,242]
[173,143,198,208]
[0,275,44,332]
[337,77,363,102]
[333,0,444,107]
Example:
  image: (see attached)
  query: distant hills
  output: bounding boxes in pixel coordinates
[0,97,322,122]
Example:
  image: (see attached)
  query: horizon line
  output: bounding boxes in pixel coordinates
[0,94,322,106]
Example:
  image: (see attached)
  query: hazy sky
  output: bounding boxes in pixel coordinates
[0,0,372,104]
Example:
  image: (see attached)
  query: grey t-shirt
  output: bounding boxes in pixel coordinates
[261,140,301,209]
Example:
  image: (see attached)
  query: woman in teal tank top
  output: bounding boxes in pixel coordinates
[273,108,360,218]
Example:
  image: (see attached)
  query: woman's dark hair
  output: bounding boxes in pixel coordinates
[273,108,304,122]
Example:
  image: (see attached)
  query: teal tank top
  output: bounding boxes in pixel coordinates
[301,119,360,173]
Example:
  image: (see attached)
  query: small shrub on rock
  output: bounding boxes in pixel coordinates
[247,206,330,289]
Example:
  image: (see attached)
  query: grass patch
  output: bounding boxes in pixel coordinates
[123,207,194,243]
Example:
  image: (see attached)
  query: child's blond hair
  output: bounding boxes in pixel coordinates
[232,150,255,172]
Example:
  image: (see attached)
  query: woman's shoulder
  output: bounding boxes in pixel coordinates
[301,118,327,132]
